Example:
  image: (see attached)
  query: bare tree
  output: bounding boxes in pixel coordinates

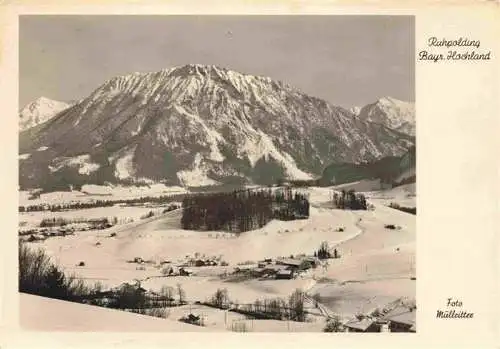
[312,292,321,308]
[288,289,306,322]
[212,288,230,308]
[176,283,186,305]
[160,285,175,306]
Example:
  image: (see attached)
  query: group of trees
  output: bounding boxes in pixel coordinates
[332,190,367,210]
[314,241,339,260]
[181,188,310,233]
[210,288,230,309]
[97,282,186,310]
[19,242,187,311]
[229,289,307,322]
[19,242,102,301]
[19,193,186,213]
[277,178,319,187]
[246,297,289,320]
[324,316,344,332]
[20,200,113,213]
[39,217,113,228]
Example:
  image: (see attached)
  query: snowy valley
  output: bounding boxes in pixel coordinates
[19,65,416,333]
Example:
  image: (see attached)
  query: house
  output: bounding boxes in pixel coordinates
[376,319,391,332]
[263,264,286,275]
[303,256,319,268]
[182,313,202,326]
[162,265,178,275]
[344,318,379,332]
[113,282,147,294]
[276,258,302,269]
[27,234,46,242]
[251,267,266,277]
[275,269,295,280]
[194,259,206,267]
[382,306,416,332]
[277,258,313,271]
[179,267,193,276]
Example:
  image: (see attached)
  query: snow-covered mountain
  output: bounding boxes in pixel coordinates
[349,106,361,116]
[19,64,414,190]
[356,97,415,136]
[19,97,71,131]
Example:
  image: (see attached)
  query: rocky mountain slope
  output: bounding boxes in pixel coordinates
[356,97,415,136]
[19,97,71,131]
[19,64,414,190]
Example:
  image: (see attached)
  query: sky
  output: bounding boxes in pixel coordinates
[19,15,414,109]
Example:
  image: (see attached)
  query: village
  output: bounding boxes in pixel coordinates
[61,221,416,333]
[19,183,416,332]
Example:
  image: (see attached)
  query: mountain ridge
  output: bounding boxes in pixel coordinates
[19,64,414,190]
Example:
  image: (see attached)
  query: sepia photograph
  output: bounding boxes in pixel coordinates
[17,15,416,333]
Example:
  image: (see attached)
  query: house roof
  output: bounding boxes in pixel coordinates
[344,318,375,331]
[277,258,303,266]
[383,307,416,326]
[303,256,319,262]
[264,264,287,271]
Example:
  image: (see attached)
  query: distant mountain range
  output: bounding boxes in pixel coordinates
[19,64,415,190]
[19,97,72,132]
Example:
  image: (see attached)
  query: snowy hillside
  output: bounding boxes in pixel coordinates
[19,65,414,190]
[20,185,415,330]
[357,97,415,136]
[20,293,210,331]
[19,97,71,131]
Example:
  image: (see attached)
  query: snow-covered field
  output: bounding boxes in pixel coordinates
[19,184,188,206]
[366,183,416,208]
[19,183,415,332]
[19,206,167,229]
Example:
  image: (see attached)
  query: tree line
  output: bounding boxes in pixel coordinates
[332,189,368,210]
[389,202,416,215]
[39,217,113,228]
[207,288,308,322]
[181,188,310,233]
[19,193,186,212]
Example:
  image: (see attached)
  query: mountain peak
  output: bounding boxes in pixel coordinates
[377,96,406,105]
[357,97,415,136]
[20,97,71,131]
[33,96,52,103]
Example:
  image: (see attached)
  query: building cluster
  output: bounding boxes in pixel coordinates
[19,220,114,243]
[19,227,76,242]
[235,256,320,280]
[343,305,416,333]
